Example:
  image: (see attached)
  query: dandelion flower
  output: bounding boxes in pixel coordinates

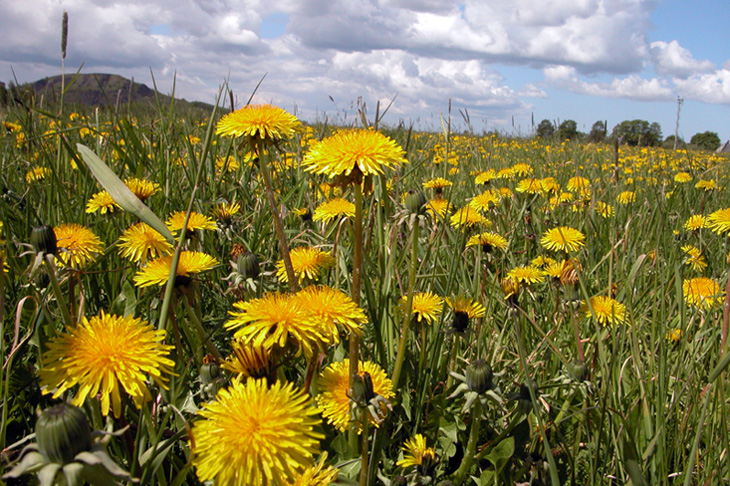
[53,224,104,268]
[166,211,217,234]
[541,227,586,253]
[512,163,532,176]
[507,266,546,285]
[450,206,490,229]
[316,359,394,433]
[474,170,496,185]
[466,232,508,252]
[616,191,636,205]
[674,172,692,183]
[313,198,356,224]
[216,104,303,147]
[708,208,730,235]
[209,202,241,226]
[85,190,119,214]
[469,190,499,212]
[516,178,543,194]
[284,452,339,486]
[133,251,218,287]
[567,176,590,191]
[226,292,327,357]
[38,312,174,417]
[397,434,437,470]
[423,177,453,193]
[125,178,159,201]
[192,378,323,485]
[681,245,707,272]
[581,296,626,326]
[277,247,335,284]
[426,198,451,218]
[25,166,52,183]
[293,286,366,344]
[302,129,406,178]
[684,214,708,231]
[683,277,723,309]
[695,180,717,191]
[222,339,272,379]
[118,222,173,263]
[401,291,444,324]
[446,296,486,333]
[594,201,614,218]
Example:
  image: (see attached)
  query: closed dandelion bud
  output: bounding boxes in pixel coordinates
[200,358,222,385]
[451,311,470,333]
[30,225,57,255]
[352,371,375,405]
[419,449,438,476]
[567,359,588,382]
[465,359,493,394]
[35,403,92,464]
[405,189,427,215]
[236,251,260,279]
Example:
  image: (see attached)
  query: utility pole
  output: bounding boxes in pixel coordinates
[674,96,684,150]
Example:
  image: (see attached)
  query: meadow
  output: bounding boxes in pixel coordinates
[1,92,730,486]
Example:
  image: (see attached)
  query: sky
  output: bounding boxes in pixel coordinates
[2,0,729,142]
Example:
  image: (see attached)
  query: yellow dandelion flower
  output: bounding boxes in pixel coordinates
[531,256,557,268]
[666,328,682,342]
[683,277,723,309]
[226,292,327,357]
[616,191,636,205]
[674,172,692,183]
[540,227,586,253]
[450,206,490,229]
[567,176,590,191]
[316,359,394,433]
[85,190,120,214]
[695,179,717,191]
[118,222,173,263]
[222,339,272,379]
[38,312,174,417]
[302,129,406,178]
[426,198,451,218]
[516,178,543,194]
[540,177,560,194]
[708,208,730,235]
[25,166,52,183]
[293,285,366,344]
[497,167,516,179]
[469,190,499,213]
[446,296,486,333]
[400,291,444,324]
[209,202,241,226]
[166,211,218,234]
[684,214,708,231]
[581,296,626,326]
[466,231,508,252]
[507,266,546,284]
[474,170,496,185]
[124,178,159,201]
[53,224,104,268]
[216,104,303,147]
[284,452,339,486]
[397,434,437,470]
[423,177,453,192]
[277,247,335,284]
[215,155,241,174]
[681,245,707,272]
[313,198,356,224]
[133,251,218,287]
[595,201,614,218]
[192,379,323,485]
[512,163,532,176]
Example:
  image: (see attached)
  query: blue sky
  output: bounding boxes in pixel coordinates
[1,0,729,143]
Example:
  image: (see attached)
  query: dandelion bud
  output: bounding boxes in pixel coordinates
[236,251,260,279]
[352,371,375,405]
[35,403,92,464]
[30,225,57,255]
[200,357,222,385]
[465,359,493,394]
[405,190,427,215]
[567,359,588,382]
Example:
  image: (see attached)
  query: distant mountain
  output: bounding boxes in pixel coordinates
[10,73,216,112]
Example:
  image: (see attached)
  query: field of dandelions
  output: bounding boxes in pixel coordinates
[2,91,730,486]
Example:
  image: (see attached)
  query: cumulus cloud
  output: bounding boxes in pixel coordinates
[650,40,715,78]
[544,65,673,101]
[673,69,730,104]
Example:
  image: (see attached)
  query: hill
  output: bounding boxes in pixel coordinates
[3,73,216,113]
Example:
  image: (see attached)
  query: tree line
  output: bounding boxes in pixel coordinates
[535,118,722,152]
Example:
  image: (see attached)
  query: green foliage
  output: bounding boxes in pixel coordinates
[611,119,663,146]
[690,130,721,151]
[587,120,607,143]
[556,119,580,141]
[535,119,555,139]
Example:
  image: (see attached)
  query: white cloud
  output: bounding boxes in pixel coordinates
[673,69,730,104]
[650,40,715,78]
[545,65,673,101]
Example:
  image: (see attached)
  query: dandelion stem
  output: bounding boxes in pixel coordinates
[359,415,370,486]
[43,254,74,329]
[451,399,481,485]
[392,213,420,388]
[349,180,364,452]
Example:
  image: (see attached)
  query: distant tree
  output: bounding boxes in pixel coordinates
[611,119,662,147]
[662,135,686,150]
[587,121,607,143]
[557,120,579,141]
[690,131,721,152]
[536,119,555,139]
